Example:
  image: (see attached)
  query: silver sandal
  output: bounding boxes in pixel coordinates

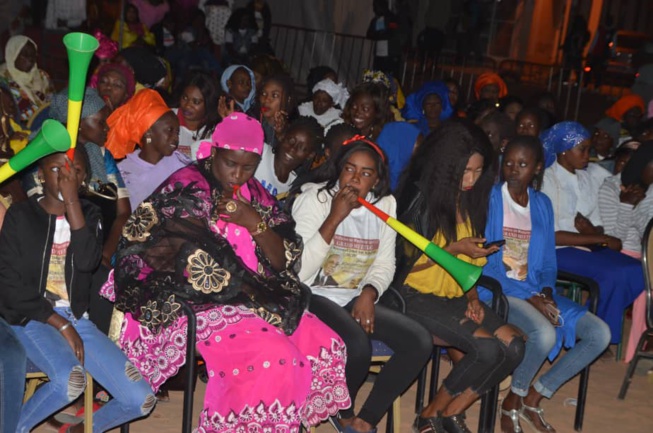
[500,408,522,433]
[519,399,556,433]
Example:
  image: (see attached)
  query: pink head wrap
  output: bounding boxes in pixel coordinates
[93,30,118,60]
[197,113,264,159]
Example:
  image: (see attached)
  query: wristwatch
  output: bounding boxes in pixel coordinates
[250,220,268,236]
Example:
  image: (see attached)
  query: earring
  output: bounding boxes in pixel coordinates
[145,136,152,145]
[562,152,566,156]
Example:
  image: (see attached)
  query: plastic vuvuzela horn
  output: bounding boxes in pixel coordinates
[0,120,71,184]
[357,197,482,292]
[62,32,99,160]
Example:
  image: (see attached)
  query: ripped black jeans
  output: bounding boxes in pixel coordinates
[401,286,525,396]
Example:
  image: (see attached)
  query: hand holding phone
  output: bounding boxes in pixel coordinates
[483,239,506,249]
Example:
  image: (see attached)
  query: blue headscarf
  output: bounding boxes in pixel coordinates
[540,121,590,168]
[220,65,256,112]
[401,81,453,136]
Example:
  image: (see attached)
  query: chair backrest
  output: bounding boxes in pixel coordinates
[641,218,653,329]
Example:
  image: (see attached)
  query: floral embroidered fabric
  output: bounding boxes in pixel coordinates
[109,161,350,431]
[114,162,309,334]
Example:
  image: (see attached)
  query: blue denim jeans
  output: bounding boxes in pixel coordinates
[11,307,156,433]
[506,296,611,398]
[1,317,26,433]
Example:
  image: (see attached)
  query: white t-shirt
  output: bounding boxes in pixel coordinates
[254,144,296,198]
[45,216,71,308]
[541,161,602,232]
[173,108,207,161]
[292,182,397,306]
[501,183,532,281]
[309,204,382,306]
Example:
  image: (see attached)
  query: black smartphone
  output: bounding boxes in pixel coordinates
[484,239,506,249]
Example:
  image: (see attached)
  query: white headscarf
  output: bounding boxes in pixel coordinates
[312,79,350,108]
[0,35,49,105]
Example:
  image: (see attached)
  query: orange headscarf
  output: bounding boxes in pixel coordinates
[474,72,508,100]
[105,89,171,159]
[605,94,645,122]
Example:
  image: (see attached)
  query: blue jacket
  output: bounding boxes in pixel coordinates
[481,183,587,360]
[376,121,421,191]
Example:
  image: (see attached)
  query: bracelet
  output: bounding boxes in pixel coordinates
[58,322,71,333]
[64,200,79,206]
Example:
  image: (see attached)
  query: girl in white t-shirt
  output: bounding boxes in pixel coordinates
[254,116,322,199]
[292,138,431,433]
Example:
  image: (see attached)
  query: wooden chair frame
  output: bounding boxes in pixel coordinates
[25,371,94,433]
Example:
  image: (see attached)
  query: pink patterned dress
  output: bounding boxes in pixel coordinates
[106,161,350,432]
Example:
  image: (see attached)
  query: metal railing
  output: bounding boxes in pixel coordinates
[399,50,497,104]
[270,24,629,122]
[270,24,375,90]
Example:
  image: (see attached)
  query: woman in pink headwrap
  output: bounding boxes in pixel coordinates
[104,112,350,432]
[88,30,121,92]
[93,63,136,111]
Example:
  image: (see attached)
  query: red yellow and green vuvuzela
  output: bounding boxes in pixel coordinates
[357,196,482,292]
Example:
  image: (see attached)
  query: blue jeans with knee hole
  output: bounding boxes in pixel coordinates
[1,317,26,433]
[12,307,156,433]
[506,296,611,398]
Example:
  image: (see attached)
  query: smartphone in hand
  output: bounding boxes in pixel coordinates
[483,239,506,249]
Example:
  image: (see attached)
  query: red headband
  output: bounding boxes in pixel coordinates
[341,134,386,162]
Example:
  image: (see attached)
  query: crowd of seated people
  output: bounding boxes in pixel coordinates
[2,2,653,433]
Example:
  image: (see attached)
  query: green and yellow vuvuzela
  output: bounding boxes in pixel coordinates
[357,196,482,292]
[0,120,71,183]
[62,32,99,159]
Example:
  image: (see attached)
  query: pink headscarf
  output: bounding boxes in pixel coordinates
[196,112,264,159]
[198,113,265,271]
[93,30,118,60]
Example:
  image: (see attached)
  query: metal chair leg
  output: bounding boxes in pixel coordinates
[415,366,427,414]
[181,302,198,433]
[428,348,441,402]
[618,330,650,399]
[478,384,499,433]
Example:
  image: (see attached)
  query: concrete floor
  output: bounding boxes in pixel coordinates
[34,346,653,433]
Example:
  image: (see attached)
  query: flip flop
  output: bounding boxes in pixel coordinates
[53,406,83,426]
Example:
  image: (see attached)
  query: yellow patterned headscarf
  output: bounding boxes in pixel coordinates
[0,36,49,105]
[361,69,405,109]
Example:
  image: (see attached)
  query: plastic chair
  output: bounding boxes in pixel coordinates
[555,270,600,432]
[120,301,197,433]
[413,275,508,433]
[25,366,94,433]
[618,218,653,399]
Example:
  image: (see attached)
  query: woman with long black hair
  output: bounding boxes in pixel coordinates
[395,119,525,433]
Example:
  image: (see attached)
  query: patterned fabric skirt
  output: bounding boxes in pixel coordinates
[118,305,351,432]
